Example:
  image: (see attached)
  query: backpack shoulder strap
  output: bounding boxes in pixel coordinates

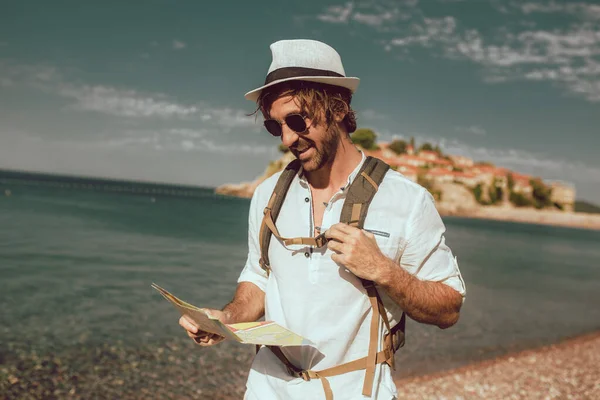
[258,159,302,275]
[339,156,390,228]
[338,156,392,395]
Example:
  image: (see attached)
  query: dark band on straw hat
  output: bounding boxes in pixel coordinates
[264,67,344,85]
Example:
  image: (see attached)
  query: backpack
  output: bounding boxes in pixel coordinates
[257,156,406,400]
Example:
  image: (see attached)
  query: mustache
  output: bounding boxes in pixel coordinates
[290,139,313,153]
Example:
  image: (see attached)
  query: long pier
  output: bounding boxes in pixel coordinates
[0,169,214,198]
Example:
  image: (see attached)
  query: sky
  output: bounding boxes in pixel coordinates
[1,0,600,203]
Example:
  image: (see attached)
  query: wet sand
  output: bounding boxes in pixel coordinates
[395,332,600,399]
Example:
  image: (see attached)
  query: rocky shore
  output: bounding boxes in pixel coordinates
[395,332,600,399]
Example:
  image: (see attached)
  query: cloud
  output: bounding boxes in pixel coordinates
[0,61,260,126]
[201,107,259,129]
[455,125,487,135]
[0,61,61,87]
[359,109,388,120]
[316,1,600,102]
[317,2,354,24]
[449,26,600,101]
[515,1,600,19]
[104,128,274,156]
[387,17,457,49]
[172,40,186,50]
[316,0,418,30]
[59,85,200,117]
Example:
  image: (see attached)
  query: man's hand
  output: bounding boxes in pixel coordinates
[324,223,393,283]
[178,309,230,347]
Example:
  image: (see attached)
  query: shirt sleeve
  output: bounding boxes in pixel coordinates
[400,189,466,297]
[237,186,269,293]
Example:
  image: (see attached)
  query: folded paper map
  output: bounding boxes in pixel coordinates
[151,283,313,347]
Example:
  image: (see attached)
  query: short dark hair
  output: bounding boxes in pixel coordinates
[255,80,357,134]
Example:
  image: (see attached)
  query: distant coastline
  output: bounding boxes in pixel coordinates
[3,166,599,231]
[214,150,600,231]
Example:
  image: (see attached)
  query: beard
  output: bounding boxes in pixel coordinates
[291,127,339,172]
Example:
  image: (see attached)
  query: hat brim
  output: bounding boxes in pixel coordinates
[244,76,360,102]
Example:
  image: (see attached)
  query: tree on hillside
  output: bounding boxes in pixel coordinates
[278,144,290,154]
[530,178,553,209]
[507,173,515,192]
[417,172,442,201]
[472,183,486,205]
[410,136,415,151]
[351,128,378,150]
[433,144,443,156]
[488,178,503,205]
[510,191,532,207]
[388,139,408,155]
[419,142,434,152]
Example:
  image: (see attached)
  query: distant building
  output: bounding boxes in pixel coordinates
[511,173,533,195]
[398,155,430,168]
[450,155,474,168]
[418,150,439,161]
[548,181,576,212]
[425,168,454,184]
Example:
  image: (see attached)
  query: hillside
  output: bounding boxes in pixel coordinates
[575,201,600,214]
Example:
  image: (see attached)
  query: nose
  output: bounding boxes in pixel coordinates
[281,124,300,148]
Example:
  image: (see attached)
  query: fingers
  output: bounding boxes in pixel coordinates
[179,315,198,334]
[327,239,343,253]
[324,223,357,242]
[180,315,225,347]
[188,331,225,347]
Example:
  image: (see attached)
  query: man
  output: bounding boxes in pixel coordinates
[179,39,466,399]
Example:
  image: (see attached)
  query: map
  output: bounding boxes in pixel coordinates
[151,283,313,347]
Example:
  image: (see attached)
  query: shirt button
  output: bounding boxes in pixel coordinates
[305,197,310,202]
[304,252,310,258]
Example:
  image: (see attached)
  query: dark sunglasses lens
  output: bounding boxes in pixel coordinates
[286,115,307,133]
[264,120,282,136]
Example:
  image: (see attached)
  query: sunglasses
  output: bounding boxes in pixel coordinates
[263,114,309,137]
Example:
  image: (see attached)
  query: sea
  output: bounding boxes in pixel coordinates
[1,181,600,398]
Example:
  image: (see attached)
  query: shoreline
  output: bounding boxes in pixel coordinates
[395,331,600,399]
[438,205,600,231]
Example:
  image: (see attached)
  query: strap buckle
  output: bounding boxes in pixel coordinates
[286,366,311,381]
[314,233,329,248]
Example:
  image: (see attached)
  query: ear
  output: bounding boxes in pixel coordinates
[333,111,346,123]
[333,102,349,123]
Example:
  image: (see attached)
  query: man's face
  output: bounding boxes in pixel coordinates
[268,95,339,172]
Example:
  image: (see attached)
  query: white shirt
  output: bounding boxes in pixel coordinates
[239,152,466,400]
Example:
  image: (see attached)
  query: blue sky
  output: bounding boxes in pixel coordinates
[1,0,600,202]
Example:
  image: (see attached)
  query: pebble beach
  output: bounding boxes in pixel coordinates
[395,332,600,400]
[3,332,599,399]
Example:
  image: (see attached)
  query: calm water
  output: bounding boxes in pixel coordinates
[1,183,600,388]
